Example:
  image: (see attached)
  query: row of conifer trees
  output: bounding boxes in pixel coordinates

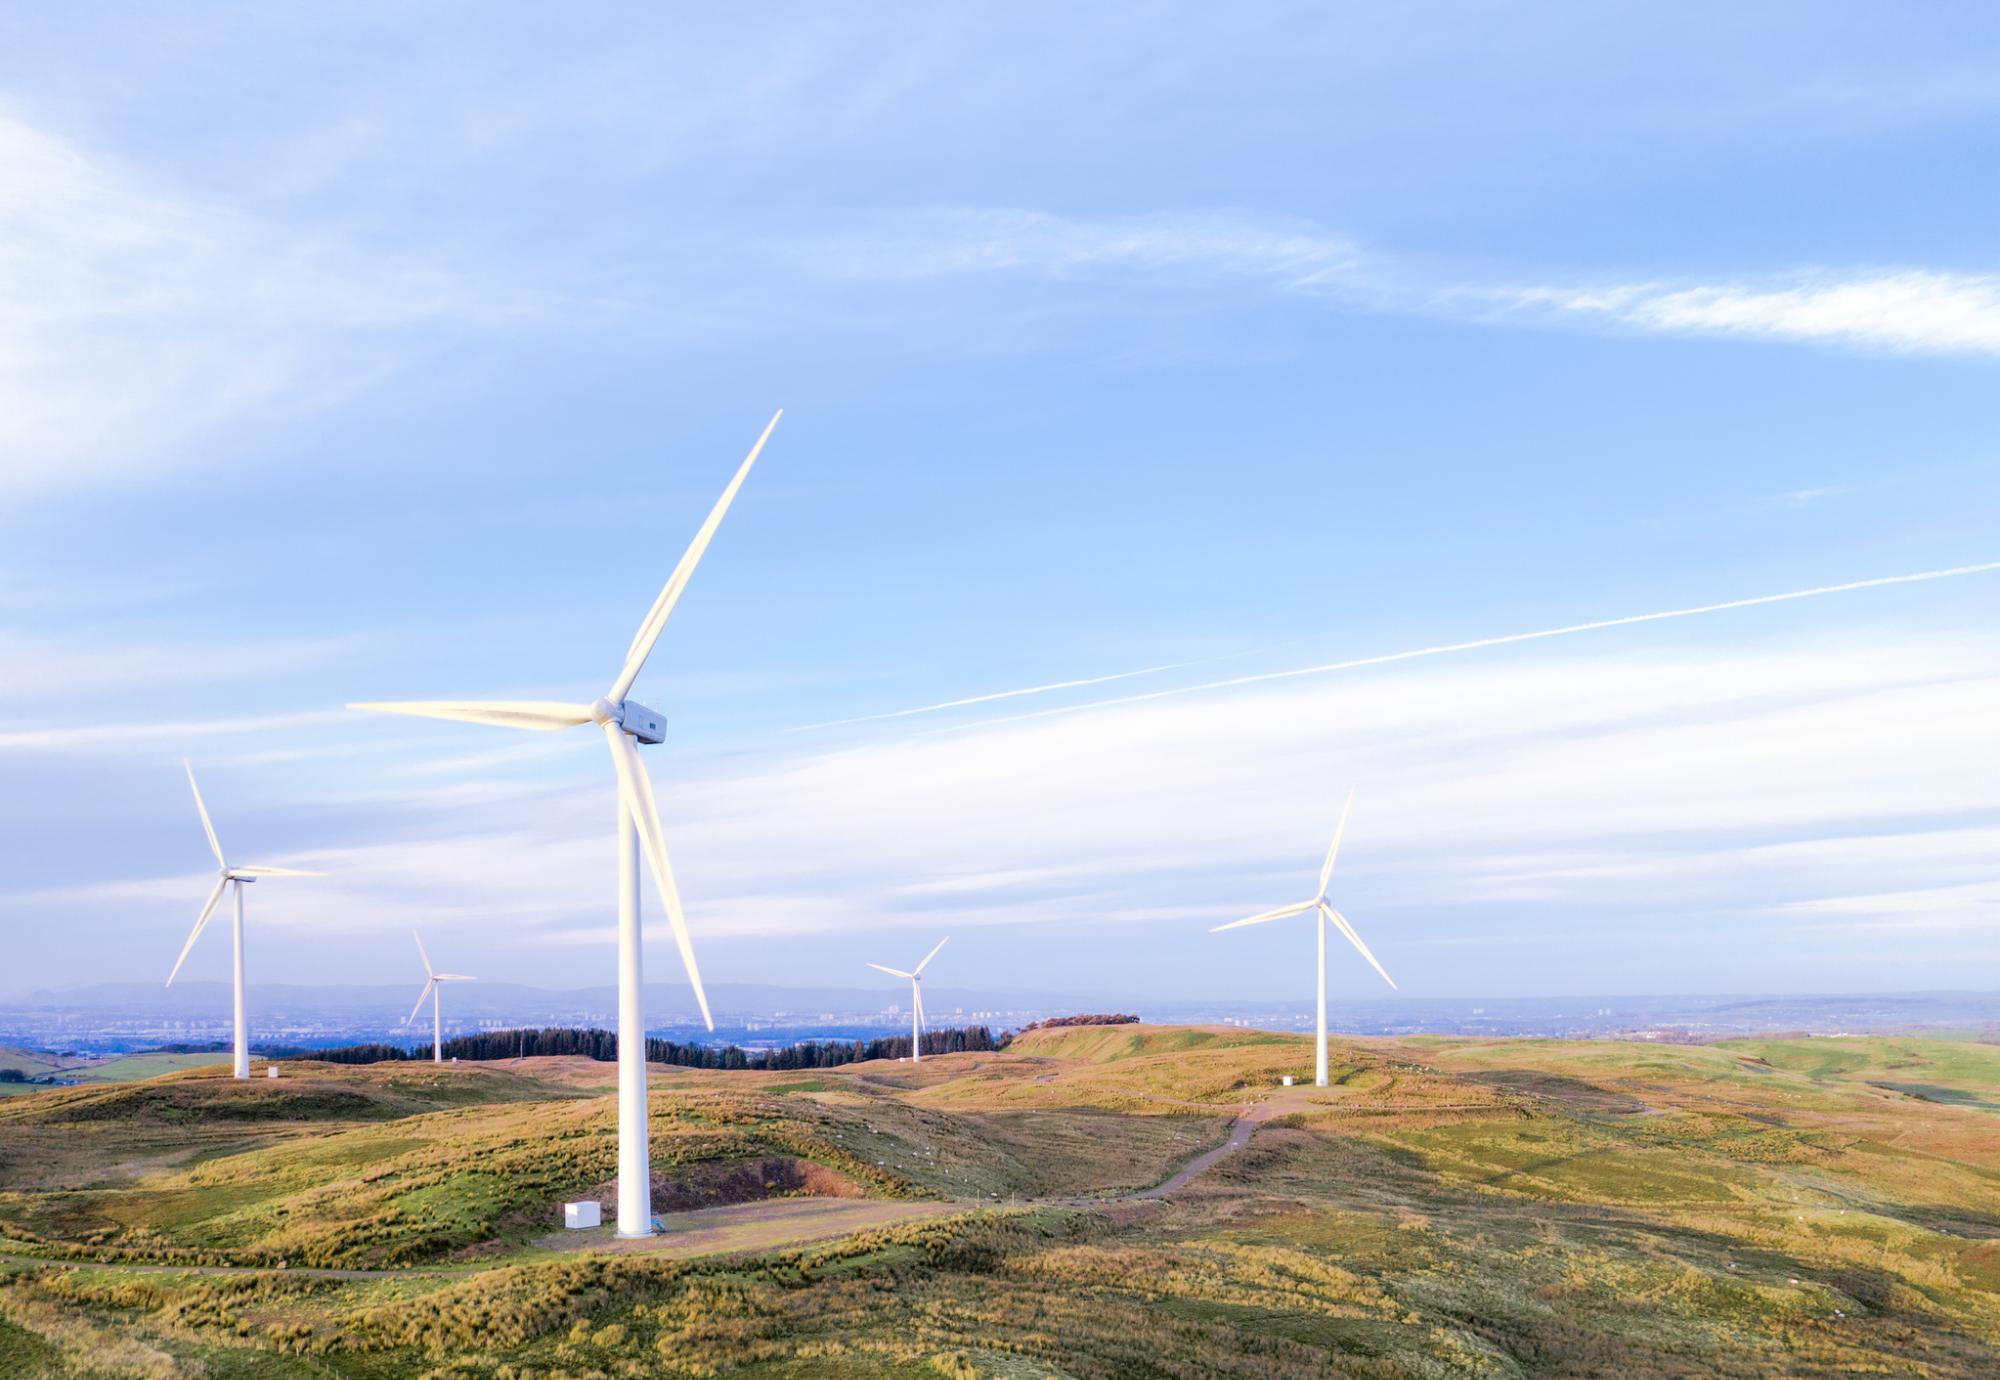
[297,1024,999,1068]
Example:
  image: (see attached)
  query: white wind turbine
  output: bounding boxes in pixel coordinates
[349,410,780,1238]
[868,937,948,1064]
[166,761,323,1080]
[1212,789,1395,1087]
[406,930,476,1064]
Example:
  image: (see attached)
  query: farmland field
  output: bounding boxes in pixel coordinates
[2,1026,1999,1376]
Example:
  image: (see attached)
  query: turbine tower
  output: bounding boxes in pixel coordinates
[166,761,323,1080]
[868,937,947,1064]
[406,930,475,1063]
[349,410,780,1238]
[1212,789,1395,1087]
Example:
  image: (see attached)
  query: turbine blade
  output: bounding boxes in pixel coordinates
[413,929,433,977]
[166,877,230,986]
[184,760,224,866]
[867,962,914,979]
[1324,904,1397,990]
[407,979,434,1027]
[607,410,782,702]
[231,866,324,878]
[913,936,949,974]
[1317,788,1355,898]
[436,973,476,981]
[914,983,927,1034]
[347,700,594,732]
[604,724,714,1030]
[1210,899,1316,933]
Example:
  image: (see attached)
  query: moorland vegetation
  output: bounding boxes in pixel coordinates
[3,1025,2000,1376]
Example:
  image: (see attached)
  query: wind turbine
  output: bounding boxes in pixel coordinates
[1212,789,1395,1087]
[348,410,780,1238]
[406,930,475,1064]
[166,761,323,1080]
[868,937,947,1064]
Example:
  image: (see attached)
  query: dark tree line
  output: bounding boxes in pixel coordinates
[302,1042,420,1065]
[294,1024,998,1068]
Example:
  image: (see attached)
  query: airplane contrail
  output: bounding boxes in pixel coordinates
[791,660,1203,730]
[807,559,2000,736]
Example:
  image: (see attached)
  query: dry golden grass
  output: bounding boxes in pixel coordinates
[4,1030,2000,1376]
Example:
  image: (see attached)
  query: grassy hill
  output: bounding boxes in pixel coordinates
[0,1048,243,1097]
[0,1048,86,1097]
[2,1030,2000,1376]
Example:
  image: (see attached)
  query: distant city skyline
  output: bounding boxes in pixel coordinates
[7,979,1998,1058]
[3,5,1998,1003]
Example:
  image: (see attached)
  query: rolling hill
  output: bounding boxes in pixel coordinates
[2,1027,1999,1376]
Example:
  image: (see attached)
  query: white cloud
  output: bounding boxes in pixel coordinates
[1769,881,2000,932]
[799,207,2000,359]
[1507,270,2000,356]
[801,208,1359,286]
[22,631,2000,989]
[0,113,580,500]
[1769,486,1853,509]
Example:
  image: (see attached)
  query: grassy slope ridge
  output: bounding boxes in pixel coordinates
[0,1048,79,1078]
[1005,1022,1292,1063]
[2,1031,2000,1376]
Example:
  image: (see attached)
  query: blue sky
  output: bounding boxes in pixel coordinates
[3,4,1998,1006]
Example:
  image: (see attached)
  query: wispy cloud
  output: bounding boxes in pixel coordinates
[0,113,585,500]
[797,208,2000,359]
[1768,486,1854,509]
[800,208,1359,286]
[0,627,378,706]
[1509,270,2000,356]
[0,710,349,757]
[26,629,2000,990]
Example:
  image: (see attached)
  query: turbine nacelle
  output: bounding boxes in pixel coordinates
[591,697,667,744]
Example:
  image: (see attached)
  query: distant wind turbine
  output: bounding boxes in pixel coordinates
[868,937,948,1064]
[349,410,781,1238]
[166,761,323,1080]
[1212,789,1395,1087]
[406,930,475,1064]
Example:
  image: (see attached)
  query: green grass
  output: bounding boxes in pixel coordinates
[1724,1035,2000,1099]
[69,1053,232,1083]
[0,1048,84,1079]
[1007,1023,1292,1064]
[0,1314,61,1376]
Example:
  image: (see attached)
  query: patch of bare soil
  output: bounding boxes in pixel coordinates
[572,1198,964,1259]
[651,1155,867,1211]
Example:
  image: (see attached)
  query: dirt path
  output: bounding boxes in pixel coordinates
[1134,1084,1336,1198]
[542,1196,971,1260]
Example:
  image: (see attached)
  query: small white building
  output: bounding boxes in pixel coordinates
[267,1065,281,1080]
[563,1201,602,1230]
[1280,1075,1295,1087]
